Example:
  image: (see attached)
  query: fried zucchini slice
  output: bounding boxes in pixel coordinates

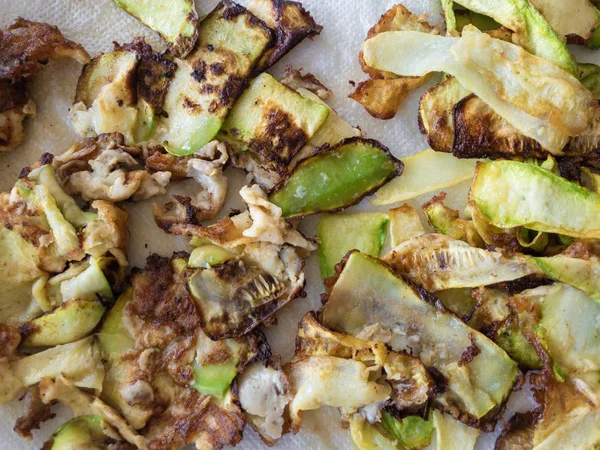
[248,0,322,73]
[417,78,470,154]
[471,160,600,238]
[45,415,134,450]
[112,0,199,57]
[270,138,402,218]
[496,376,600,449]
[160,1,273,155]
[317,213,388,279]
[321,251,518,422]
[350,4,438,119]
[9,337,105,397]
[383,234,538,291]
[220,72,329,169]
[39,375,145,449]
[451,0,577,74]
[20,299,105,348]
[529,0,600,42]
[71,50,139,144]
[373,148,476,205]
[362,27,596,154]
[388,204,425,247]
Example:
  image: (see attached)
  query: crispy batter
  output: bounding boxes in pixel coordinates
[0,98,35,152]
[281,67,331,100]
[14,385,55,440]
[0,323,21,359]
[0,18,89,82]
[54,133,171,202]
[248,0,322,74]
[144,379,245,450]
[128,255,202,345]
[350,77,428,120]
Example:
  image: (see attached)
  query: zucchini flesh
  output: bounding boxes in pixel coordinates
[113,0,198,57]
[372,148,476,205]
[317,213,388,279]
[471,160,600,238]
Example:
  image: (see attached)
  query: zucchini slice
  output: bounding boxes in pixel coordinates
[388,204,424,247]
[471,160,600,238]
[320,251,519,421]
[248,0,322,73]
[418,78,469,154]
[113,0,199,57]
[160,1,273,155]
[270,138,402,218]
[451,0,577,74]
[317,213,389,279]
[220,72,330,169]
[372,148,476,205]
[384,234,538,291]
[20,299,105,348]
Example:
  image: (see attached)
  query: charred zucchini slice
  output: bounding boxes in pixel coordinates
[321,251,519,421]
[160,1,273,155]
[220,72,330,168]
[471,160,600,238]
[270,138,402,218]
[248,0,322,73]
[112,0,199,57]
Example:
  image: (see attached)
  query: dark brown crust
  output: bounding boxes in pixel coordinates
[452,95,546,160]
[14,385,55,440]
[251,0,322,74]
[0,323,21,358]
[0,18,89,82]
[418,78,460,153]
[458,334,481,366]
[135,48,176,115]
[0,79,28,112]
[270,137,404,218]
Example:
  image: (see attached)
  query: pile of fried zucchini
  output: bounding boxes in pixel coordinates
[3,0,600,449]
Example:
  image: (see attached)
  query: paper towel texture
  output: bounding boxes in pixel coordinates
[1,0,592,448]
